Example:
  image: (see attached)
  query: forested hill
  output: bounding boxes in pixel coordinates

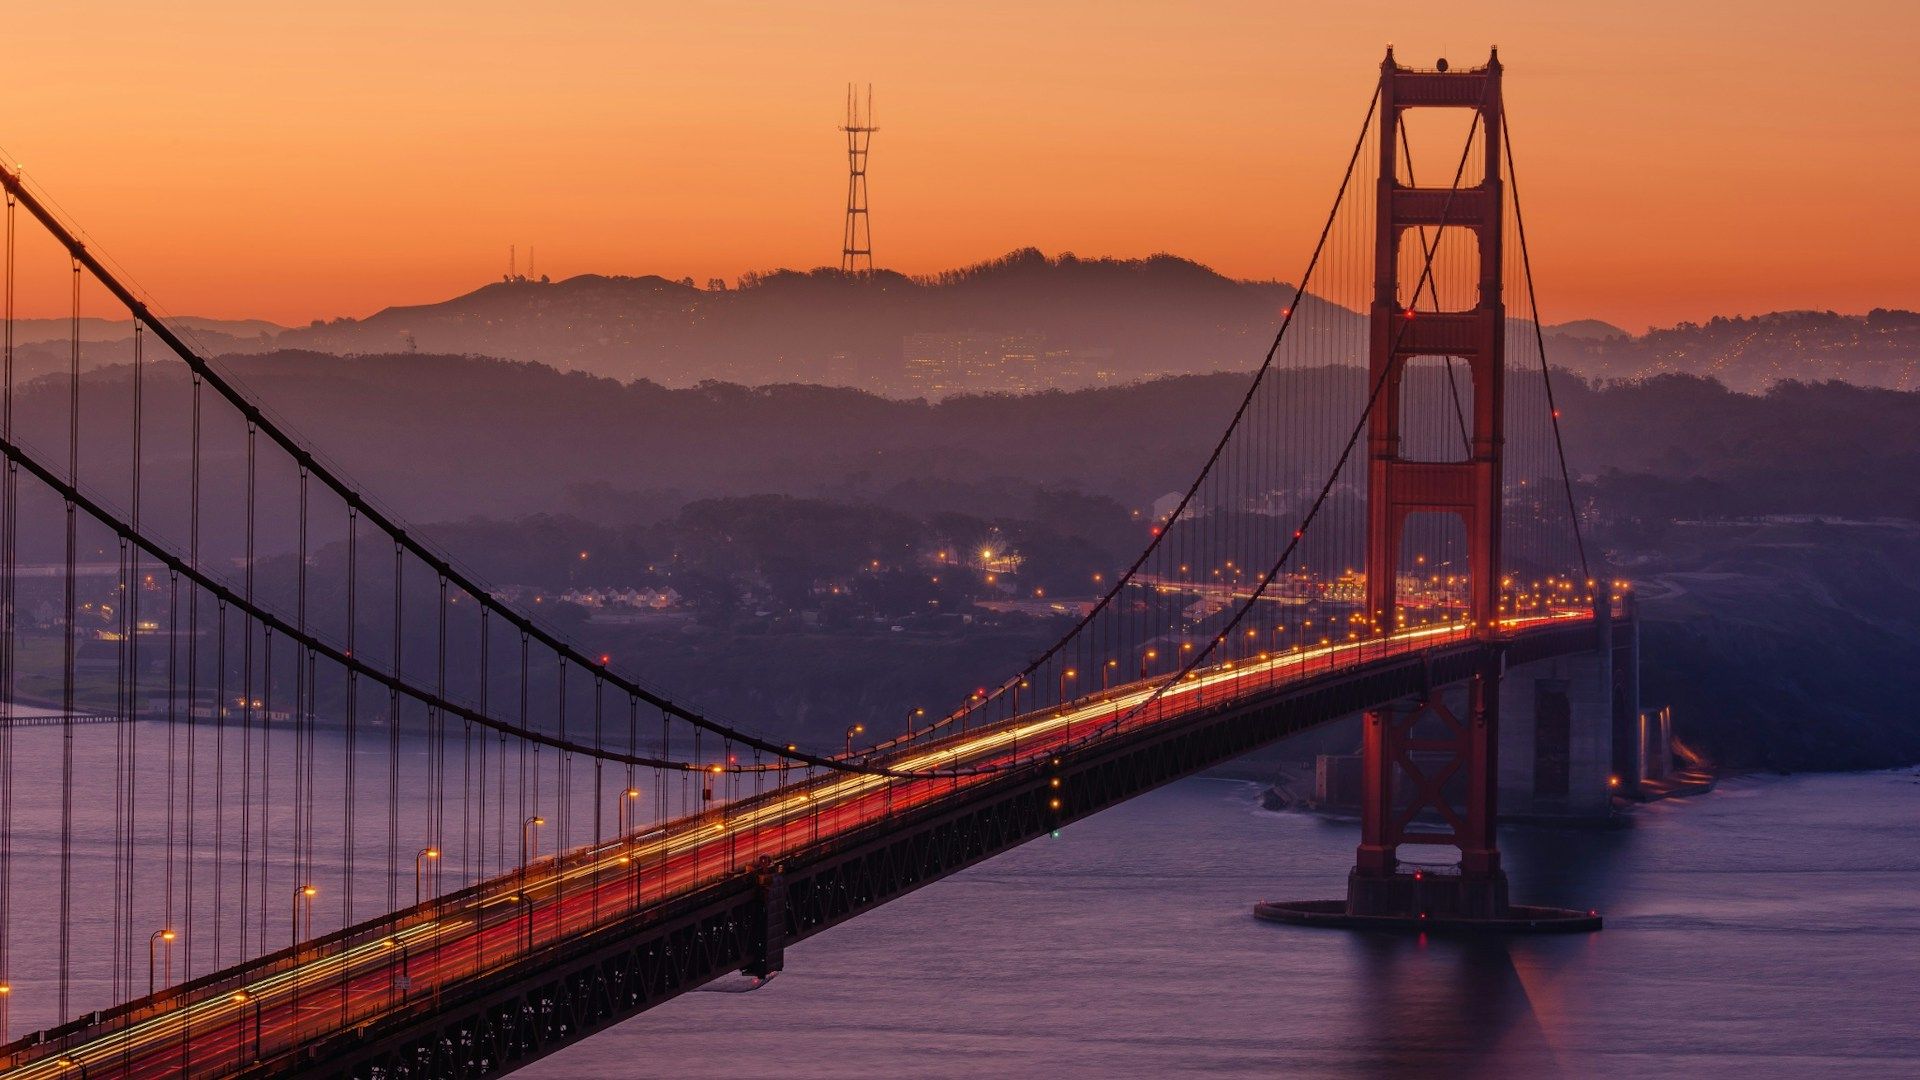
[1549,309,1920,392]
[15,352,1920,769]
[273,250,1338,390]
[21,353,1920,529]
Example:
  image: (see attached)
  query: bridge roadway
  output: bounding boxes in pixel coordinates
[4,611,1594,1079]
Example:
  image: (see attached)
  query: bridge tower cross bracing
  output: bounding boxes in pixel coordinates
[1352,46,1511,919]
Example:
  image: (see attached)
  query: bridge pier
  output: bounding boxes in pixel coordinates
[742,856,788,979]
[1257,613,1615,933]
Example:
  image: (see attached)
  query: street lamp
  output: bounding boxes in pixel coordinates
[1058,668,1076,703]
[507,892,537,952]
[520,816,546,950]
[1140,648,1158,680]
[414,846,440,907]
[902,706,925,736]
[231,990,262,1062]
[291,885,317,950]
[843,724,864,757]
[617,787,643,906]
[381,937,412,1003]
[521,816,546,873]
[616,787,642,838]
[1103,658,1117,690]
[148,928,177,996]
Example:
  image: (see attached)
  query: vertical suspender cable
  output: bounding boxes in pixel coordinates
[0,186,14,1039]
[183,373,201,986]
[240,423,255,960]
[387,541,402,923]
[124,321,145,996]
[1502,113,1589,582]
[59,257,80,1022]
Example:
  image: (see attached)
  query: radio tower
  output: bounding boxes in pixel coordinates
[840,83,876,274]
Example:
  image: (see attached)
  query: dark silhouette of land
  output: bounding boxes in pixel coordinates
[27,251,1916,396]
[14,348,1920,771]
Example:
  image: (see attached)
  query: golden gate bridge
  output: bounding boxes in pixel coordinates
[0,50,1631,1077]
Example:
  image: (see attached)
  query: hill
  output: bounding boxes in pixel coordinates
[272,249,1355,392]
[1546,309,1920,392]
[15,353,1920,767]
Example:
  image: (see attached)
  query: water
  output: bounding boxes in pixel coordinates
[523,771,1920,1079]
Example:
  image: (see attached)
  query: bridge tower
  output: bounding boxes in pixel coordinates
[1262,49,1597,932]
[1352,46,1510,920]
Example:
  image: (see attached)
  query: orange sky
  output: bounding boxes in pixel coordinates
[2,2,1914,330]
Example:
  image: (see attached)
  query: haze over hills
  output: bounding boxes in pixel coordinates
[1550,309,1920,392]
[265,251,1918,394]
[17,250,1914,396]
[274,249,1338,393]
[15,353,1918,769]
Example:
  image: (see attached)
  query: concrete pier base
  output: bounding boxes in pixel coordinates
[1253,897,1601,934]
[1256,865,1599,934]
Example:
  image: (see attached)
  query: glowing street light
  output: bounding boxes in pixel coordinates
[414,846,441,907]
[148,928,177,996]
[616,787,643,838]
[381,937,413,1001]
[292,885,317,951]
[231,989,263,1063]
[521,816,546,871]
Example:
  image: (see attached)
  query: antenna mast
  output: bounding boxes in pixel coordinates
[840,83,877,274]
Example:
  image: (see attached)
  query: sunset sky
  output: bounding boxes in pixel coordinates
[1,2,1913,329]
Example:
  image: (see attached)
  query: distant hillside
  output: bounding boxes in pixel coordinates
[16,352,1920,768]
[1546,309,1920,392]
[5,314,285,345]
[1545,318,1629,341]
[273,249,1357,393]
[3,315,285,385]
[25,250,1893,398]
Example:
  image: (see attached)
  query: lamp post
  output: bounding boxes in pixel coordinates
[520,816,545,875]
[615,787,641,838]
[510,892,536,953]
[291,885,316,951]
[148,928,176,996]
[1103,658,1117,691]
[1058,668,1076,704]
[843,724,864,757]
[617,787,642,909]
[414,847,440,907]
[520,816,545,952]
[381,938,412,1004]
[901,706,925,737]
[1140,648,1158,680]
[231,990,261,1063]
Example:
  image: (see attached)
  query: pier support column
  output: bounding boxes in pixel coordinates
[742,856,787,979]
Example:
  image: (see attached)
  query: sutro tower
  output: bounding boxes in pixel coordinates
[840,83,877,274]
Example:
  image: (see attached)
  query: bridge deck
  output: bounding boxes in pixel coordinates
[3,613,1596,1079]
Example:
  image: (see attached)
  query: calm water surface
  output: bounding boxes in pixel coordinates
[523,770,1920,1079]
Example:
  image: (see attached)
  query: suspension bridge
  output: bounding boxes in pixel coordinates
[0,50,1634,1077]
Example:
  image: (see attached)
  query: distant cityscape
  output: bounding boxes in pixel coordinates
[899,331,1118,397]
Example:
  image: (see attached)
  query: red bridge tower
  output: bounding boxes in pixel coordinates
[1261,48,1600,932]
